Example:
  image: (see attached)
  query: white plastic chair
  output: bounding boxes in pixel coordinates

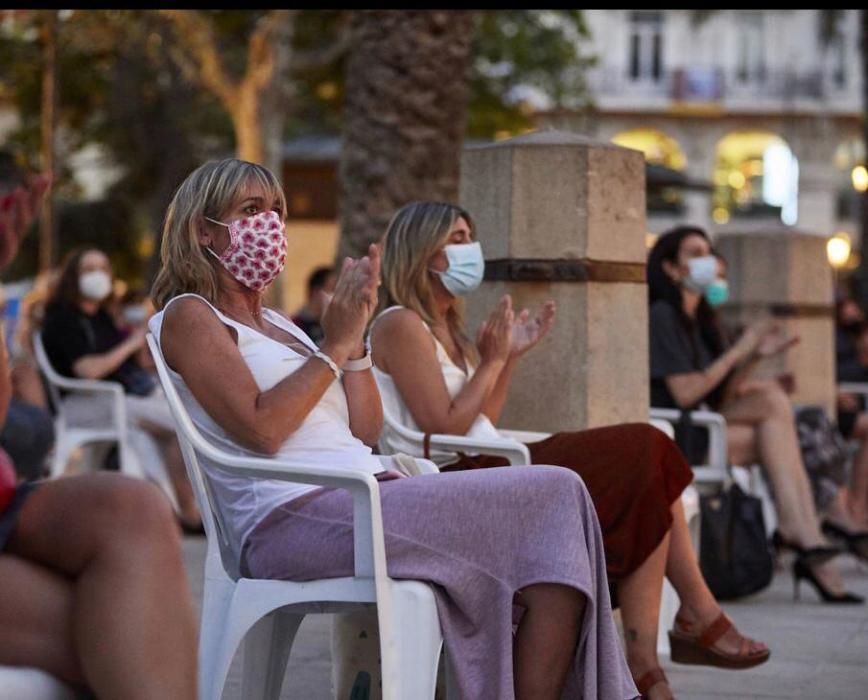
[32,331,139,479]
[649,406,778,536]
[146,334,443,700]
[0,667,75,700]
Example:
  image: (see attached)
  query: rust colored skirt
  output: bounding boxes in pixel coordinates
[441,422,693,581]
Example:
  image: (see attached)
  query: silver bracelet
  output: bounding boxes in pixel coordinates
[343,352,373,372]
[312,351,343,381]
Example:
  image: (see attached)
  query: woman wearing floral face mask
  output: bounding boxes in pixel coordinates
[40,248,201,532]
[371,202,769,699]
[648,225,863,605]
[151,159,646,700]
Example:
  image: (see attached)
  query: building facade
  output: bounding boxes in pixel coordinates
[538,10,864,244]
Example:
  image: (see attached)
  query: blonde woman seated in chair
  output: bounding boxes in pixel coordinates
[150,157,639,700]
[371,202,769,700]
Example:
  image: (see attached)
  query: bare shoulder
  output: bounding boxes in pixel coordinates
[372,307,428,340]
[162,296,236,349]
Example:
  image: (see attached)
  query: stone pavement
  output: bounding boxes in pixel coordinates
[181,537,868,700]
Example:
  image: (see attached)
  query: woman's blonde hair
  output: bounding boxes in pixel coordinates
[151,158,287,309]
[380,201,478,363]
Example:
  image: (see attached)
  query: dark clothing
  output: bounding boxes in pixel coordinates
[0,481,38,552]
[835,342,868,438]
[649,300,715,409]
[0,399,54,481]
[648,300,731,463]
[291,311,324,347]
[42,304,155,397]
[441,423,693,582]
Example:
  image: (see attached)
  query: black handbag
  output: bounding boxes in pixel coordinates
[699,482,774,600]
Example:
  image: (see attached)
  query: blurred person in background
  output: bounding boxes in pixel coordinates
[41,247,201,531]
[0,149,197,699]
[291,265,336,346]
[648,225,864,604]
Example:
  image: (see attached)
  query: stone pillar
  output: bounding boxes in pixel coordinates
[459,129,649,432]
[714,224,835,414]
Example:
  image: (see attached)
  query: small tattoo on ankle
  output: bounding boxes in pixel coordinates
[627,628,638,642]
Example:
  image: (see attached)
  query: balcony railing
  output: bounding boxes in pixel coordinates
[589,64,845,103]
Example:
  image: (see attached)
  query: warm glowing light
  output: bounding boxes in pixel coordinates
[712,207,730,224]
[827,232,852,269]
[852,166,868,193]
[645,232,658,249]
[728,170,746,189]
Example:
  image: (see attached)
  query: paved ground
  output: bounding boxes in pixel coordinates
[181,536,868,699]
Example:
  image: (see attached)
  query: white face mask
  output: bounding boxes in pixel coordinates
[683,255,718,293]
[122,304,149,324]
[79,270,113,302]
[433,241,485,297]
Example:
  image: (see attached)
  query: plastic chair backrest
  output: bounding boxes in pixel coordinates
[146,333,243,579]
[32,332,66,419]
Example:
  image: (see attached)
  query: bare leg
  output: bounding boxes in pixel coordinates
[666,498,767,656]
[723,383,847,594]
[0,555,82,685]
[138,419,200,527]
[845,414,868,527]
[5,473,197,699]
[618,532,672,700]
[513,583,585,700]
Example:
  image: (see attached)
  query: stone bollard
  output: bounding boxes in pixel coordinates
[714,224,835,414]
[459,129,649,431]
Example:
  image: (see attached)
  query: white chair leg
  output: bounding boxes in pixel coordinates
[241,612,304,700]
[198,579,234,700]
[50,435,74,477]
[380,581,442,700]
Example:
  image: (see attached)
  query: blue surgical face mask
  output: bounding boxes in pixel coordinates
[433,241,485,297]
[705,279,729,307]
[683,255,718,293]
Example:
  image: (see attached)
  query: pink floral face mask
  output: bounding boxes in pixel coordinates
[205,210,287,292]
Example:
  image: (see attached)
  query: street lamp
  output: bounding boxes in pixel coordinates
[827,232,852,269]
[852,165,868,193]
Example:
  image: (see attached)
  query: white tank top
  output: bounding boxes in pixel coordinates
[371,306,501,466]
[149,293,383,553]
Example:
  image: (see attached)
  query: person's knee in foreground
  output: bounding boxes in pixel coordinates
[647,224,863,605]
[372,202,769,699]
[0,150,197,699]
[150,157,637,699]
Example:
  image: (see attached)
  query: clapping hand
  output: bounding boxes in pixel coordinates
[510,300,556,358]
[320,243,381,361]
[476,294,514,365]
[755,322,800,358]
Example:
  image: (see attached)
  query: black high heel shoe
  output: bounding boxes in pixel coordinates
[821,521,868,564]
[792,551,864,604]
[772,530,841,561]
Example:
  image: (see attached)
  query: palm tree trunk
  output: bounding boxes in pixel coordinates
[338,10,479,258]
[39,10,57,272]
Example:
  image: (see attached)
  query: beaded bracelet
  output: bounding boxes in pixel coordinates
[312,351,343,381]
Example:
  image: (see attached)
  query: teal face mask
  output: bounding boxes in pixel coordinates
[435,241,485,297]
[704,279,729,307]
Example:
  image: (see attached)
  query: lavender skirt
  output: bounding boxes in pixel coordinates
[242,465,637,700]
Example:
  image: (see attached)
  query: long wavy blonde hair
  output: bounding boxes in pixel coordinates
[151,158,287,309]
[380,201,478,364]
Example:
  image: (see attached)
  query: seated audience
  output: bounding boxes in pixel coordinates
[648,225,864,604]
[0,151,197,699]
[371,201,769,699]
[150,157,639,700]
[40,247,201,531]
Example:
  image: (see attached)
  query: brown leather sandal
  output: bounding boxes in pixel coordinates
[635,667,669,699]
[669,612,770,669]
